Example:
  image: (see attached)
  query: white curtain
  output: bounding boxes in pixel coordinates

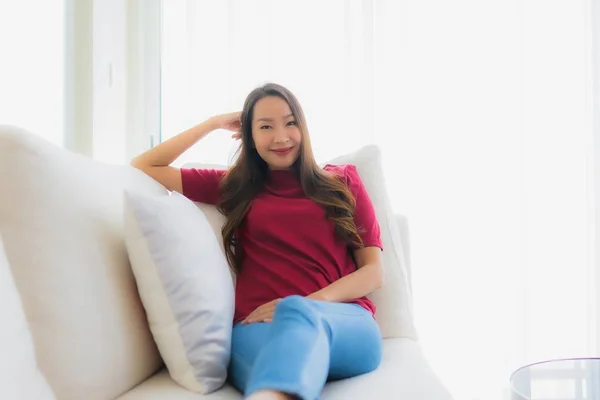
[0,0,65,146]
[160,1,596,399]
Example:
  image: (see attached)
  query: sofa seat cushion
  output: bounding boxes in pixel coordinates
[320,338,453,399]
[117,339,453,400]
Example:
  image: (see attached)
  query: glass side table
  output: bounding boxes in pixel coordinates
[510,358,600,400]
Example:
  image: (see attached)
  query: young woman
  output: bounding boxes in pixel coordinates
[131,83,384,400]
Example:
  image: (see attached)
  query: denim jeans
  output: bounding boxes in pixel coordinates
[228,295,383,400]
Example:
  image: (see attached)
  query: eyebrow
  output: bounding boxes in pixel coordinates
[256,113,294,123]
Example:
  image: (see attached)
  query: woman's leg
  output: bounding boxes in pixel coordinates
[228,322,272,393]
[242,295,382,400]
[311,300,382,381]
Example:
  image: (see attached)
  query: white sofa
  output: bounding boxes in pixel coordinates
[0,126,454,400]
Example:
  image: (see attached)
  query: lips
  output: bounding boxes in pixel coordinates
[270,147,294,156]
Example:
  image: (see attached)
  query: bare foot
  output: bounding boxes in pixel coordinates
[246,389,294,400]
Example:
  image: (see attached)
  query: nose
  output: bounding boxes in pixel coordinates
[273,128,290,144]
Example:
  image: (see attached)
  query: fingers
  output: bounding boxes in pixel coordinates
[242,300,280,324]
[231,131,242,140]
[241,310,259,324]
[243,309,272,324]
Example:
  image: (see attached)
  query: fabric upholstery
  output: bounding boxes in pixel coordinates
[0,237,56,400]
[124,190,234,393]
[0,126,164,399]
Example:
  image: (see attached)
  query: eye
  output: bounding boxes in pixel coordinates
[287,121,296,126]
[260,125,272,130]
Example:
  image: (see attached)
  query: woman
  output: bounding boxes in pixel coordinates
[131,83,383,400]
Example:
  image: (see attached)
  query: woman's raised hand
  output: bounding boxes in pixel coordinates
[210,111,242,140]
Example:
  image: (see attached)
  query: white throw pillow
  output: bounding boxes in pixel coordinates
[123,190,235,393]
[0,238,56,400]
[183,145,417,340]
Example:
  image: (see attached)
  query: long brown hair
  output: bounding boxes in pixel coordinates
[218,83,363,273]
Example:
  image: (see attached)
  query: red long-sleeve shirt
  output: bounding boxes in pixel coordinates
[180,164,383,323]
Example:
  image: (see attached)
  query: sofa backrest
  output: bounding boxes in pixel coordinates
[0,126,164,400]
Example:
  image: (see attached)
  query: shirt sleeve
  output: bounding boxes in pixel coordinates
[180,168,226,205]
[344,164,384,250]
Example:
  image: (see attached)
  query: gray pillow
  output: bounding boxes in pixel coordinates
[124,190,234,393]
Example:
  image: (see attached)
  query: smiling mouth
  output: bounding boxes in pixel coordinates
[270,147,294,155]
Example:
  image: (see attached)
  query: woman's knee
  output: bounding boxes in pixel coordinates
[363,342,383,373]
[361,322,383,373]
[274,295,320,326]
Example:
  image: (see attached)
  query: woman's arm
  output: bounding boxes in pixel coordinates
[308,247,383,302]
[130,112,240,193]
[309,164,384,303]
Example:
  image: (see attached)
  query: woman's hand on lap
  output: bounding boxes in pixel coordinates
[242,298,281,324]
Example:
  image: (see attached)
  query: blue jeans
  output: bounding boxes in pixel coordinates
[228,295,383,400]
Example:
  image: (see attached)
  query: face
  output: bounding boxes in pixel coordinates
[251,96,302,170]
